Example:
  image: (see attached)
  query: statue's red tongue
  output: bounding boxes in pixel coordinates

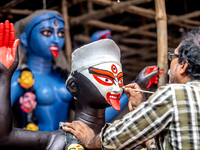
[110,99,120,111]
[51,50,59,57]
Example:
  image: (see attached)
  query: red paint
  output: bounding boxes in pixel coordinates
[50,46,59,57]
[106,92,121,111]
[111,64,118,74]
[93,74,113,86]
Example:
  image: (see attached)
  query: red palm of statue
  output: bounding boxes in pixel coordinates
[0,20,19,69]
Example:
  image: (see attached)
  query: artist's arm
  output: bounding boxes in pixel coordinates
[0,21,66,150]
[62,121,102,149]
[63,85,174,149]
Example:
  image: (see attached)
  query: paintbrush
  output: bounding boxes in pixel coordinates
[123,87,154,94]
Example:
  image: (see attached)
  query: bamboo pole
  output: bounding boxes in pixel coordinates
[2,9,33,15]
[84,20,130,32]
[155,0,168,86]
[62,0,72,70]
[0,0,26,12]
[70,0,152,26]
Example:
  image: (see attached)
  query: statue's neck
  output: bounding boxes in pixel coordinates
[26,53,52,74]
[74,99,106,135]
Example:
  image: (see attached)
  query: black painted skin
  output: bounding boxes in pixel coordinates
[0,48,66,150]
[0,46,159,149]
[67,71,111,135]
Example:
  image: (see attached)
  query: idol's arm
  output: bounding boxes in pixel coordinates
[0,20,65,150]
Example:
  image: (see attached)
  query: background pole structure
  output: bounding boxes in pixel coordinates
[155,0,168,86]
[62,0,72,70]
[43,0,46,9]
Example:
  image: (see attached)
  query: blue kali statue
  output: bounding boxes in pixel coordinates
[11,10,73,131]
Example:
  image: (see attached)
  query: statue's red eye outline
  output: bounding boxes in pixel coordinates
[117,72,123,87]
[92,74,114,86]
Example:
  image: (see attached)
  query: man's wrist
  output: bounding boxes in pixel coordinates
[86,134,102,150]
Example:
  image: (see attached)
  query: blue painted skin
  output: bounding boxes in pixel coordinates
[11,12,73,131]
[90,30,111,43]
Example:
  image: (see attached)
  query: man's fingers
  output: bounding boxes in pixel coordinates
[124,83,142,90]
[63,121,85,131]
[124,88,140,97]
[63,126,76,135]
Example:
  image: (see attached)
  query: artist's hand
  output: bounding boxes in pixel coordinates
[135,66,163,89]
[123,83,143,111]
[0,20,19,77]
[62,121,97,149]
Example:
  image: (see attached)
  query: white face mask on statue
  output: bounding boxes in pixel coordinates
[80,62,123,111]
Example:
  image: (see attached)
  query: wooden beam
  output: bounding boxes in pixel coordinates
[181,19,200,26]
[2,9,33,15]
[122,23,156,37]
[125,5,155,19]
[0,13,13,19]
[172,22,195,29]
[0,0,26,13]
[90,0,199,35]
[73,34,90,43]
[84,20,130,32]
[62,0,72,70]
[120,38,156,45]
[121,45,156,57]
[122,10,200,37]
[168,11,200,24]
[92,0,155,19]
[121,59,155,66]
[70,0,152,26]
[155,0,168,86]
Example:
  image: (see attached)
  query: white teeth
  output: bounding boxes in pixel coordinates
[109,95,117,99]
[50,47,58,50]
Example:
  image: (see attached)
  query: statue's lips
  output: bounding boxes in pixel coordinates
[50,46,59,57]
[106,92,121,111]
[23,102,32,109]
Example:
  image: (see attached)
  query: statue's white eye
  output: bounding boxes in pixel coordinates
[92,74,114,86]
[40,30,52,37]
[97,76,113,83]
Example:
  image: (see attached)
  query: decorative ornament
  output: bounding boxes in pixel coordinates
[54,20,58,26]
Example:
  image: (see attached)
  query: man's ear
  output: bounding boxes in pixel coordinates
[180,61,189,75]
[66,77,78,97]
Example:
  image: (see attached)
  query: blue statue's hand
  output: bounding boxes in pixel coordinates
[90,30,111,43]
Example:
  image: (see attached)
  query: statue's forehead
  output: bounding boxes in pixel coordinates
[30,13,64,25]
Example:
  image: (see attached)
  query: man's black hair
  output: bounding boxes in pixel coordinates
[178,27,200,79]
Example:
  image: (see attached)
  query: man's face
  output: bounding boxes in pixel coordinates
[80,62,123,111]
[169,46,180,83]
